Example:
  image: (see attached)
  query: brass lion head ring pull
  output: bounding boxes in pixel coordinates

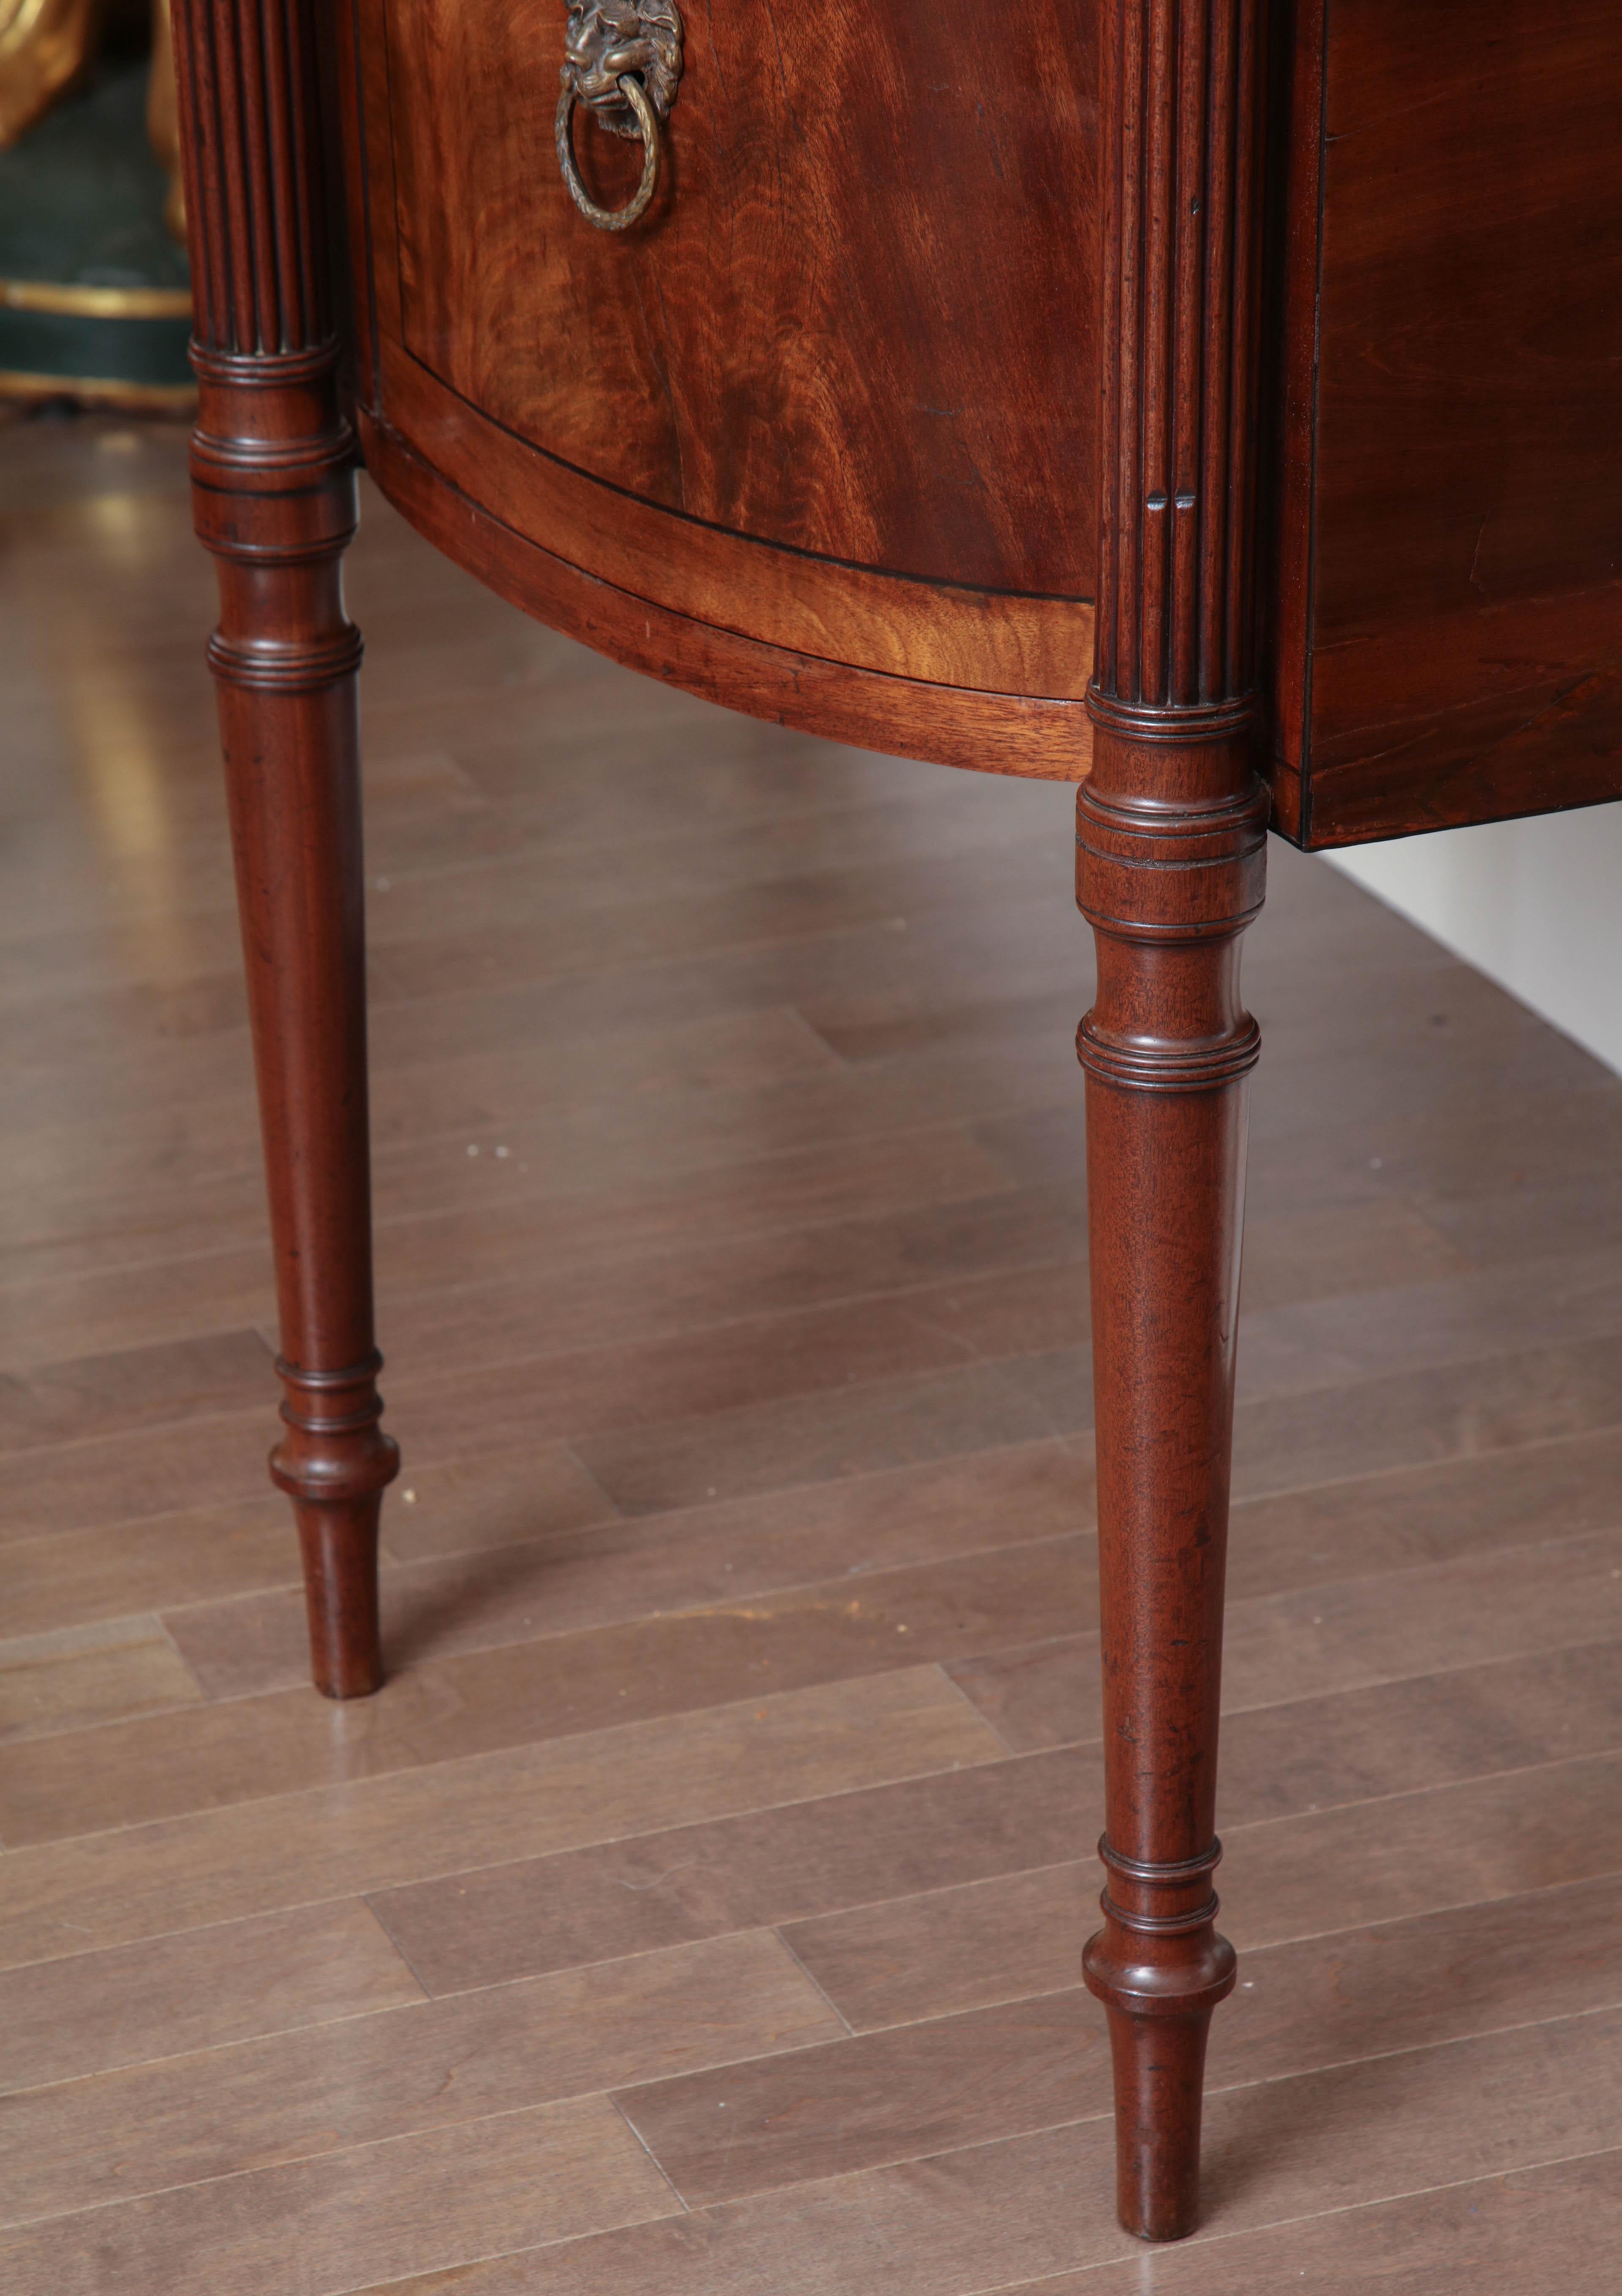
[556,0,683,234]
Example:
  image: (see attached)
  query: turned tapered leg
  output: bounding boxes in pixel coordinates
[1077,744,1266,2238]
[173,1,396,1696]
[1082,0,1270,2239]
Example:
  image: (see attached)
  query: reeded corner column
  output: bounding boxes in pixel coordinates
[171,0,397,1697]
[1078,0,1270,2240]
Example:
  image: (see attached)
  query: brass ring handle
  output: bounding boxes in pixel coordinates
[555,72,661,232]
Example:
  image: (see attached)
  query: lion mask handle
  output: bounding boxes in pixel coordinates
[556,0,683,232]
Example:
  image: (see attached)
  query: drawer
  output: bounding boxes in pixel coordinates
[384,0,1098,600]
[337,0,1104,774]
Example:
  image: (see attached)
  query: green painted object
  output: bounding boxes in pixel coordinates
[0,52,192,407]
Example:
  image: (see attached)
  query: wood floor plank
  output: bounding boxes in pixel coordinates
[989,2152,1622,2295]
[568,1355,1063,1517]
[326,2119,1128,2296]
[618,1993,1100,2204]
[1215,1634,1622,1824]
[0,999,838,1254]
[1239,1196,1470,1309]
[2,1070,1028,1329]
[5,1147,1020,1455]
[324,902,1077,1120]
[0,1537,1080,1844]
[20,829,1073,1060]
[8,882,1011,1121]
[0,1171,1070,1373]
[0,1008,990,1289]
[581,1325,1622,1520]
[985,1057,1622,1217]
[378,1444,620,1560]
[341,2010,1622,2295]
[356,1286,1009,1475]
[1222,1423,1622,1599]
[365,1630,1622,2007]
[0,1441,615,1640]
[0,1667,1004,1969]
[366,835,1064,1007]
[0,1501,293,1643]
[0,1246,277,1373]
[367,1747,1086,1999]
[0,1615,202,1741]
[425,1252,1056,1463]
[0,1444,612,1618]
[769,1652,1622,2031]
[0,966,247,1072]
[1232,1332,1622,1495]
[54,1471,1609,1853]
[0,2094,679,2296]
[0,1409,269,1542]
[951,1429,1622,1747]
[800,914,1537,1079]
[1236,1245,1622,1405]
[0,1307,1041,1548]
[1434,1162,1622,1269]
[1222,1743,1622,1952]
[1217,1525,1622,1709]
[369,1129,1026,1343]
[949,1526,1622,1751]
[354,782,1052,940]
[0,1327,272,1457]
[794,1221,1622,1396]
[0,1931,835,2224]
[355,1192,1562,1445]
[3,998,1569,1368]
[620,1870,1622,2206]
[784,1863,1086,2036]
[165,1442,1089,1700]
[376,1184,1086,1381]
[1210,1871,1622,2090]
[0,1899,423,2091]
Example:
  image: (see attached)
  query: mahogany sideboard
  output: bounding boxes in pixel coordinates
[167,0,1622,2247]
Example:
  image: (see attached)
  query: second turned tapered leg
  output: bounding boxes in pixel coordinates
[1080,0,1271,2232]
[189,344,398,1698]
[1076,738,1267,2239]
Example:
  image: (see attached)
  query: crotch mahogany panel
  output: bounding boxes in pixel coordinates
[327,0,1103,777]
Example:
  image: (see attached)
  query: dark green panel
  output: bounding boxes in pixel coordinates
[0,51,192,398]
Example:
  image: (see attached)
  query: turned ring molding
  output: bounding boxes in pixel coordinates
[555,0,683,232]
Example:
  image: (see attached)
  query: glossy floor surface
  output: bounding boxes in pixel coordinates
[3,411,1622,2292]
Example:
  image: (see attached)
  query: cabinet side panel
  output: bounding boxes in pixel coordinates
[1302,0,1622,846]
[1257,0,1325,847]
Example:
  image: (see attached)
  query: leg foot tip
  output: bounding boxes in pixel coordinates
[294,1496,386,1700]
[311,1648,386,1700]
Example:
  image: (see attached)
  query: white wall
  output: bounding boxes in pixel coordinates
[1327,806,1622,1079]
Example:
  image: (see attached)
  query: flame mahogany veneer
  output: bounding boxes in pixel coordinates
[167,0,1622,2245]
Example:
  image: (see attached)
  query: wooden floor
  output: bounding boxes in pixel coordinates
[3,409,1622,2294]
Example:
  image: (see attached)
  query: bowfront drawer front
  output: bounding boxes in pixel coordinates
[337,0,1103,775]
